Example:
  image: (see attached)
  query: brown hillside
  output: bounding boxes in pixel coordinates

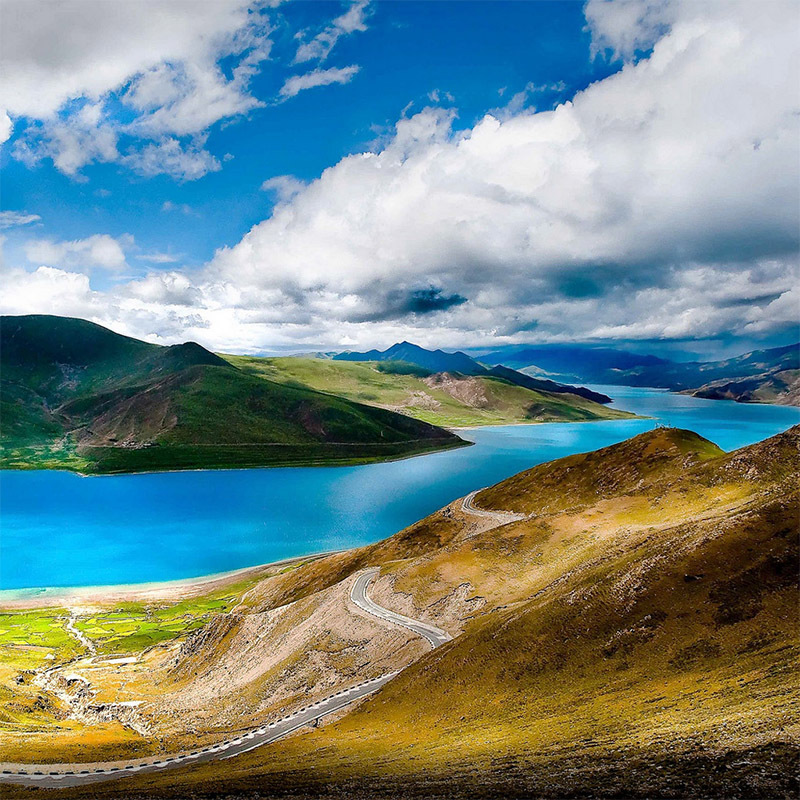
[6,427,798,799]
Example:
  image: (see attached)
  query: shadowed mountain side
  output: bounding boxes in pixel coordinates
[0,315,466,473]
[483,342,800,405]
[687,368,800,406]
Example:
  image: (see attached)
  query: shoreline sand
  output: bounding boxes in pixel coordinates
[0,550,343,610]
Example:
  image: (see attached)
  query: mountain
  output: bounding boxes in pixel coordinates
[226,354,635,428]
[333,340,612,404]
[335,340,481,374]
[689,369,800,404]
[482,362,611,404]
[26,426,798,798]
[0,315,465,473]
[684,344,799,404]
[483,342,800,404]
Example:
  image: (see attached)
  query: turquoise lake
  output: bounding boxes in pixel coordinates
[1,386,798,591]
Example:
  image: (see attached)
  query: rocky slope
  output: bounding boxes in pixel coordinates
[12,425,796,799]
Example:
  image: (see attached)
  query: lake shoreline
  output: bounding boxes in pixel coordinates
[0,437,473,478]
[0,550,343,610]
[3,389,798,593]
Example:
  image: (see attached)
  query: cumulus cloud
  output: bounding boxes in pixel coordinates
[0,112,12,144]
[196,0,798,349]
[3,0,797,354]
[261,174,307,201]
[24,234,131,271]
[0,266,99,317]
[124,271,201,306]
[585,0,677,60]
[279,66,360,99]
[294,0,370,63]
[1,0,270,179]
[14,107,119,177]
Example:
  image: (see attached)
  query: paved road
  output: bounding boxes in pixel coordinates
[0,570,448,790]
[351,569,451,649]
[462,490,527,523]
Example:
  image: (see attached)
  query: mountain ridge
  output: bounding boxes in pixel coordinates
[333,340,612,404]
[0,315,465,473]
[225,353,636,428]
[482,341,800,404]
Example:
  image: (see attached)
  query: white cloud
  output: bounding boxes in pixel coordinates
[0,211,41,229]
[0,111,12,144]
[0,266,98,317]
[261,174,306,202]
[294,0,369,63]
[24,234,131,271]
[279,65,360,99]
[3,0,797,353]
[205,0,799,347]
[1,0,271,179]
[124,272,200,305]
[428,89,455,104]
[139,253,180,264]
[14,110,119,177]
[585,0,678,60]
[124,137,221,181]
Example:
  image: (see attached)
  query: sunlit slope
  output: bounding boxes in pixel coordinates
[96,426,799,798]
[0,315,465,473]
[224,354,636,428]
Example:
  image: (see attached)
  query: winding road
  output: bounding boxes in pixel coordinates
[462,490,527,523]
[351,569,451,649]
[0,569,449,790]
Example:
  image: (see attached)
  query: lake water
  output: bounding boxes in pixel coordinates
[1,386,798,591]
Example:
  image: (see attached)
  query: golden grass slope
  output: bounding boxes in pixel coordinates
[5,426,799,799]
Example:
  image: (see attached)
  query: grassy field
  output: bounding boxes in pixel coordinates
[0,567,288,762]
[0,608,83,670]
[225,355,636,428]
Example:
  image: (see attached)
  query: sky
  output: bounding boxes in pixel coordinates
[1,0,798,357]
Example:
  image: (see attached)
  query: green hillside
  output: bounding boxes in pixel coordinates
[333,340,615,403]
[0,315,465,473]
[224,354,636,428]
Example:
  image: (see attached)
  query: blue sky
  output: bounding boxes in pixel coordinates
[1,0,798,355]
[3,2,614,273]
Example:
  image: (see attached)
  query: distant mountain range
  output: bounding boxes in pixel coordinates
[334,341,612,404]
[0,315,464,474]
[479,343,800,405]
[229,352,634,429]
